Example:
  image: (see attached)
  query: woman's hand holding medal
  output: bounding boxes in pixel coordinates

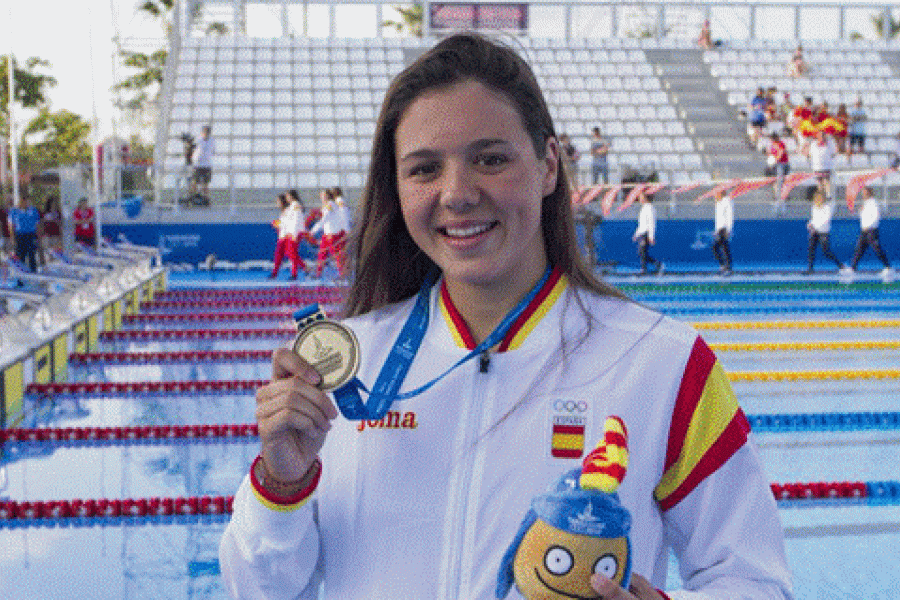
[255,347,340,487]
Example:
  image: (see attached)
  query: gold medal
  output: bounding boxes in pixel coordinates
[291,309,360,392]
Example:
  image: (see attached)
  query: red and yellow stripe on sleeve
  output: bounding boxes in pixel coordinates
[654,337,750,511]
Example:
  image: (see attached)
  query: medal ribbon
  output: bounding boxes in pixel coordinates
[296,267,553,421]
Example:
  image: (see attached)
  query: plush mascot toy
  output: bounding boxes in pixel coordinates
[496,416,632,599]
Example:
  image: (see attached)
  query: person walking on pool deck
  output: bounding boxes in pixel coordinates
[849,186,892,276]
[219,33,792,600]
[806,189,845,274]
[712,189,734,275]
[632,190,663,275]
[269,193,307,280]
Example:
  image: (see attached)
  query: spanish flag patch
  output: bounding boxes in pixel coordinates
[551,418,586,459]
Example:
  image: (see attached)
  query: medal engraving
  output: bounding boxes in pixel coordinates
[292,319,360,391]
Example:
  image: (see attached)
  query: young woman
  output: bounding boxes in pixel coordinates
[72,197,96,247]
[310,188,348,278]
[40,195,63,253]
[269,192,306,280]
[805,189,845,274]
[632,190,663,275]
[712,189,734,275]
[220,34,792,600]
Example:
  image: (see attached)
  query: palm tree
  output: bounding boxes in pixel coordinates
[383,3,424,38]
[1,55,57,138]
[114,0,228,121]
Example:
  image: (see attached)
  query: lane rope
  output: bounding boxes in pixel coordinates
[70,350,272,364]
[3,481,900,528]
[694,319,900,330]
[710,341,900,352]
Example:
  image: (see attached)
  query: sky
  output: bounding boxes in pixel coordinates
[5,0,155,140]
[4,0,894,141]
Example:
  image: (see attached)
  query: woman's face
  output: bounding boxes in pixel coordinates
[394,79,558,294]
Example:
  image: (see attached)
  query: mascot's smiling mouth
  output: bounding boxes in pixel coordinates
[534,568,602,600]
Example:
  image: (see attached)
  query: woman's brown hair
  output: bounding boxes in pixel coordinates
[344,33,624,317]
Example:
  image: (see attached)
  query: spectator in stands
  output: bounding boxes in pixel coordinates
[632,189,663,275]
[40,195,63,254]
[848,98,867,156]
[788,44,808,77]
[809,130,837,199]
[767,132,790,209]
[791,96,815,149]
[805,189,845,274]
[763,87,778,123]
[891,131,900,169]
[189,124,215,205]
[558,133,580,188]
[747,87,768,150]
[269,192,307,280]
[813,101,830,128]
[828,104,850,156]
[73,197,96,247]
[590,126,611,185]
[712,189,734,275]
[778,92,794,135]
[8,193,42,272]
[849,186,892,275]
[697,19,716,50]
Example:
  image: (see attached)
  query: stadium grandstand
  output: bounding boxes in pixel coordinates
[150,0,900,214]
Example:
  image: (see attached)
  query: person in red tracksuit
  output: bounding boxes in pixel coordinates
[269,193,307,280]
[311,188,348,278]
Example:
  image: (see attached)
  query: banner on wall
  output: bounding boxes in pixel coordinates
[430,2,528,32]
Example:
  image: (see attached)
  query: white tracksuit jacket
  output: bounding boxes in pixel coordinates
[220,272,793,600]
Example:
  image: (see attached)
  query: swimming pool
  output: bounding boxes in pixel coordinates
[1,269,898,599]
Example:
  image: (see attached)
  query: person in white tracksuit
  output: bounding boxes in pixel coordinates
[712,189,734,275]
[220,33,793,600]
[632,191,663,275]
[310,189,348,278]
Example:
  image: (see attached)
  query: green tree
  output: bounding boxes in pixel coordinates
[20,108,93,170]
[872,13,900,39]
[113,0,174,115]
[114,0,228,114]
[0,55,57,137]
[115,49,168,112]
[851,12,900,40]
[383,3,424,38]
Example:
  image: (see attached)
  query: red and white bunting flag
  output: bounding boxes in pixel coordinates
[779,172,817,200]
[672,180,706,195]
[730,177,777,199]
[846,168,894,211]
[579,185,608,206]
[601,185,623,215]
[618,183,667,212]
[621,183,651,210]
[696,178,741,202]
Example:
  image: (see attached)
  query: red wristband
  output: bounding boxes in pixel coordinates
[250,456,321,508]
[656,590,673,600]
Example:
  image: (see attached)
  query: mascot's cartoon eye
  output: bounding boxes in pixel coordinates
[544,546,574,576]
[593,555,618,579]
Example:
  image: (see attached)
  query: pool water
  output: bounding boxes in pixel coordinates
[1,269,898,599]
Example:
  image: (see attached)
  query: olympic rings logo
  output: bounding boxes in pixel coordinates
[553,400,588,413]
